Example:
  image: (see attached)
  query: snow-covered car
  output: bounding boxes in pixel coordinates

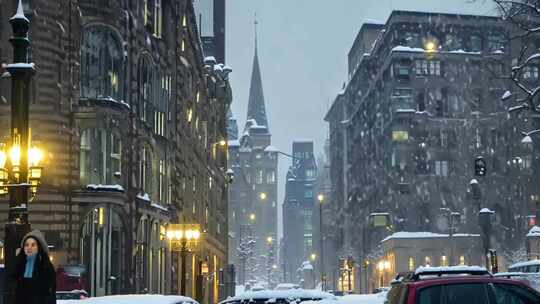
[274,283,300,290]
[57,294,198,304]
[221,289,334,304]
[302,293,388,304]
[494,272,540,291]
[508,260,540,273]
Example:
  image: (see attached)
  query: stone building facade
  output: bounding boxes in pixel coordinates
[325,11,539,291]
[0,0,231,302]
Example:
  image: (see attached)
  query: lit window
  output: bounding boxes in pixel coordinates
[181,39,186,52]
[192,175,196,192]
[154,0,162,38]
[459,255,466,266]
[440,255,448,267]
[392,131,409,141]
[425,256,431,267]
[187,108,193,123]
[182,15,187,27]
[415,60,440,76]
[408,257,415,271]
[266,170,276,184]
[256,170,263,184]
[209,176,213,189]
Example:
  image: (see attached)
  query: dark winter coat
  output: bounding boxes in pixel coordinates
[13,230,56,304]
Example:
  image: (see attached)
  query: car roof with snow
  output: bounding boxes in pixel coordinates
[509,259,540,269]
[58,294,198,304]
[221,289,334,303]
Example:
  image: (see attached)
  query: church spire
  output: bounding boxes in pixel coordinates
[245,14,269,131]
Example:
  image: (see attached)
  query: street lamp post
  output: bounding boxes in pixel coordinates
[317,193,326,291]
[167,224,201,296]
[479,208,494,270]
[1,3,43,304]
[266,236,273,287]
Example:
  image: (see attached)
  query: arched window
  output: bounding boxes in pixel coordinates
[81,26,123,101]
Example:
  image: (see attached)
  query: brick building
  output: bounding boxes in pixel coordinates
[0,0,231,302]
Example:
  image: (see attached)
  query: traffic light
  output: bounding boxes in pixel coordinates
[475,156,486,176]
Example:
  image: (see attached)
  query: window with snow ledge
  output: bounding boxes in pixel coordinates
[80,25,123,102]
[80,128,122,186]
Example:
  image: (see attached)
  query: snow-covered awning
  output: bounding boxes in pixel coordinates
[381,231,480,243]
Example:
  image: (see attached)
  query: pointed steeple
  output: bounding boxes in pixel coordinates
[246,15,269,131]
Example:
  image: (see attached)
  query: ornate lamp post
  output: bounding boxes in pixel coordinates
[2,2,44,304]
[317,193,326,291]
[167,223,201,296]
[479,208,495,270]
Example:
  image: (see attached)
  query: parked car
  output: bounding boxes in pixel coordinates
[385,266,540,304]
[508,260,540,273]
[220,289,334,304]
[56,264,88,293]
[57,294,198,304]
[56,290,89,300]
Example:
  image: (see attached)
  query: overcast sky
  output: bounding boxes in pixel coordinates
[225,0,495,238]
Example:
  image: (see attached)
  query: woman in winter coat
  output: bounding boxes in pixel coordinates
[13,230,56,304]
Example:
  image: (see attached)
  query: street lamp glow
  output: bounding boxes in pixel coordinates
[425,40,437,52]
[0,150,6,169]
[29,146,43,167]
[272,264,277,270]
[259,192,267,200]
[317,194,324,203]
[9,145,20,166]
[249,213,256,222]
[267,236,273,244]
[310,253,317,261]
[218,140,227,146]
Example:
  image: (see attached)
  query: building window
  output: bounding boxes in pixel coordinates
[487,33,505,52]
[391,88,414,110]
[266,170,276,184]
[459,255,466,266]
[402,31,421,47]
[81,26,123,101]
[306,169,315,179]
[523,66,539,80]
[138,56,154,122]
[443,33,463,51]
[158,159,165,203]
[182,15,187,27]
[305,190,313,198]
[470,34,482,52]
[392,130,409,142]
[181,39,186,52]
[425,256,431,267]
[154,0,162,38]
[415,60,440,76]
[408,257,415,271]
[192,175,196,193]
[393,60,411,77]
[434,161,449,177]
[80,129,123,186]
[440,255,448,267]
[256,170,263,184]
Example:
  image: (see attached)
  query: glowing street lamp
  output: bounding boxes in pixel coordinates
[249,213,256,222]
[266,236,273,245]
[167,223,201,295]
[259,192,267,201]
[310,253,317,262]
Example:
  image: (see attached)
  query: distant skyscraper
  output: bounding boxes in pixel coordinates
[228,24,278,283]
[283,141,317,282]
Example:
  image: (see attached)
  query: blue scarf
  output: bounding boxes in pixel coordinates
[23,253,37,278]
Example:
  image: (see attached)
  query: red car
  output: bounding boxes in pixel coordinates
[385,266,540,304]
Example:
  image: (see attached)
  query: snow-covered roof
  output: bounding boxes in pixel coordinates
[264,145,279,152]
[293,139,313,143]
[364,18,385,25]
[391,46,425,53]
[228,140,240,147]
[137,192,151,202]
[58,294,198,304]
[470,178,479,185]
[509,259,540,269]
[479,208,495,214]
[151,203,168,212]
[527,226,540,237]
[381,231,479,243]
[86,184,124,192]
[415,265,487,275]
[522,135,533,144]
[222,289,334,303]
